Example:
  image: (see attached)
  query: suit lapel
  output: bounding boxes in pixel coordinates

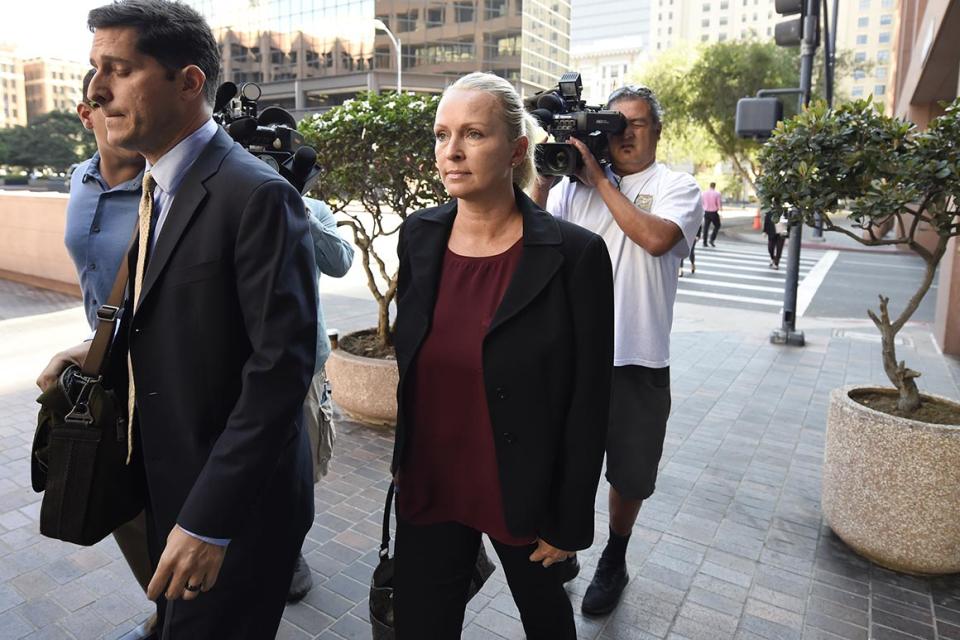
[409,200,457,318]
[136,128,234,311]
[488,187,563,335]
[409,187,564,337]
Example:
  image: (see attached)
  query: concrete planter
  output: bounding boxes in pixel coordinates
[326,343,398,427]
[822,385,960,574]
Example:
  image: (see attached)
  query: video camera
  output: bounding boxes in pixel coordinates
[213,81,320,195]
[524,72,626,177]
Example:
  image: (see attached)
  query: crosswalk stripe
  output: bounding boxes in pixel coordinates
[703,245,823,262]
[678,277,784,293]
[676,289,784,307]
[693,259,811,276]
[698,251,820,267]
[798,250,840,317]
[682,268,793,283]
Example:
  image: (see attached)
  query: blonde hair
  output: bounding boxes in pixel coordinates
[447,72,538,190]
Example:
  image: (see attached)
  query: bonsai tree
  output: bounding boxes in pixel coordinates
[299,92,446,355]
[757,97,960,414]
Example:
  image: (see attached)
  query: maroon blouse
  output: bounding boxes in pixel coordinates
[397,238,534,546]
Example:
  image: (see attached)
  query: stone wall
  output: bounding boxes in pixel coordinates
[0,191,79,296]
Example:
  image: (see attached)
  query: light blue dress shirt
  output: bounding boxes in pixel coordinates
[303,197,354,371]
[64,153,144,330]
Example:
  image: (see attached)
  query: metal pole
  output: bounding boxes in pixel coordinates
[373,20,402,94]
[771,0,819,347]
[396,37,402,94]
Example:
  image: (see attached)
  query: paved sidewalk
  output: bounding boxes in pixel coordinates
[0,280,959,639]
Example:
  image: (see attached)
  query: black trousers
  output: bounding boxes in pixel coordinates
[394,518,576,640]
[767,233,785,265]
[703,211,721,244]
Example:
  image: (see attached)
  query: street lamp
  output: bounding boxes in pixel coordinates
[372,18,401,94]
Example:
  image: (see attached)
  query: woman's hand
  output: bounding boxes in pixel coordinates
[529,538,574,568]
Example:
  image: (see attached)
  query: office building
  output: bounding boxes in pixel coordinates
[647,0,899,104]
[837,0,898,107]
[0,47,26,128]
[23,58,88,123]
[649,0,776,52]
[186,0,570,113]
[891,0,959,355]
[571,37,647,103]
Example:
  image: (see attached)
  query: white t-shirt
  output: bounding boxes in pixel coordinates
[546,162,703,367]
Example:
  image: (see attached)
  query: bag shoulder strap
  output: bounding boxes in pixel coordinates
[81,228,138,377]
[380,481,395,559]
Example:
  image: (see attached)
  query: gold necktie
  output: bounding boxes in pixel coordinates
[126,170,156,463]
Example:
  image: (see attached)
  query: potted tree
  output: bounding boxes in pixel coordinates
[757,98,960,574]
[299,92,446,425]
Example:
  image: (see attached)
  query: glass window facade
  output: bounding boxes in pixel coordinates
[186,0,569,104]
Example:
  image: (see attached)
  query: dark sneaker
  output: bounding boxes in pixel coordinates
[557,554,580,583]
[287,552,314,602]
[709,241,717,247]
[581,557,628,616]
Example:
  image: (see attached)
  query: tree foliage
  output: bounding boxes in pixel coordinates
[299,91,446,350]
[757,98,960,414]
[637,43,720,172]
[639,39,863,189]
[0,111,94,174]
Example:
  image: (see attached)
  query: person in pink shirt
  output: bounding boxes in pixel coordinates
[701,182,722,247]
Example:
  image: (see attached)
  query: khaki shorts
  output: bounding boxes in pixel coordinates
[303,367,336,483]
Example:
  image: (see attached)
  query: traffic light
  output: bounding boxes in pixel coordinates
[735,98,784,139]
[774,0,805,47]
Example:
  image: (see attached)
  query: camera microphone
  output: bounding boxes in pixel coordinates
[214,82,238,114]
[291,146,317,182]
[530,109,555,127]
[536,92,566,113]
[226,117,257,142]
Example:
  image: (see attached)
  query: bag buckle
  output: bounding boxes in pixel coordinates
[64,377,99,426]
[96,305,121,322]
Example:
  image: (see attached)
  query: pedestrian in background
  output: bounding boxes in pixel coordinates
[763,209,787,269]
[288,197,354,601]
[679,225,699,277]
[701,181,722,247]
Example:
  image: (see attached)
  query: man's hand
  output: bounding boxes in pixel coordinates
[36,342,92,392]
[529,538,574,568]
[147,525,227,602]
[569,137,606,188]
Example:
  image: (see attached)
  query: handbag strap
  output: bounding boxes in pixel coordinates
[380,481,395,559]
[81,228,138,378]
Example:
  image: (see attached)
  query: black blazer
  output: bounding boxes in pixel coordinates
[110,128,318,552]
[392,186,614,551]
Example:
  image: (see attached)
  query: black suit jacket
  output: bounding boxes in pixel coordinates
[392,186,614,551]
[110,128,317,552]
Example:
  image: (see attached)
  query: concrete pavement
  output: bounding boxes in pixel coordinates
[0,233,958,639]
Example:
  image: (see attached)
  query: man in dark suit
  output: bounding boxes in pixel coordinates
[41,2,318,636]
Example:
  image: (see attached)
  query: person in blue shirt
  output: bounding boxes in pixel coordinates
[288,198,354,600]
[65,70,145,329]
[61,69,160,640]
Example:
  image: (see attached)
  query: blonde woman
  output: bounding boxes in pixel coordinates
[390,72,615,639]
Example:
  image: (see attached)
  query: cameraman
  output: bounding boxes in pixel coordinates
[531,85,702,616]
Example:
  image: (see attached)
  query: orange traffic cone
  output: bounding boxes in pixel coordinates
[752,209,762,230]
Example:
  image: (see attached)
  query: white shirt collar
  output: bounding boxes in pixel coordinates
[146,118,219,196]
